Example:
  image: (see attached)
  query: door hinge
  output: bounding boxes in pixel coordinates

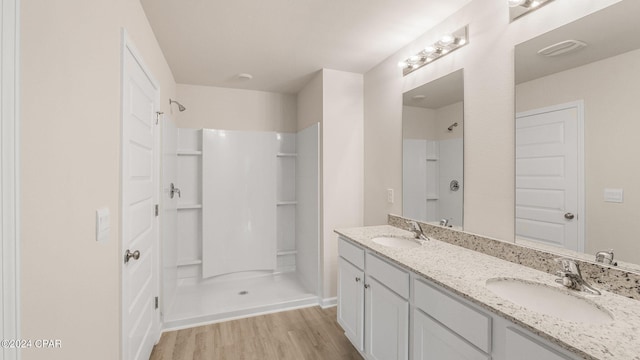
[155,111,163,125]
[155,296,159,309]
[154,204,159,217]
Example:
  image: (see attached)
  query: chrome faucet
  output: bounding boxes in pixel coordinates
[439,218,449,227]
[554,258,601,295]
[407,220,429,241]
[595,249,617,266]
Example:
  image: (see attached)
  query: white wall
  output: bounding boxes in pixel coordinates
[402,106,435,140]
[516,48,640,263]
[20,1,177,359]
[296,124,320,294]
[176,84,297,132]
[363,0,622,241]
[297,71,323,131]
[322,69,364,298]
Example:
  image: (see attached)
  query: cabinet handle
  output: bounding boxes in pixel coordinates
[364,283,370,289]
[355,277,361,282]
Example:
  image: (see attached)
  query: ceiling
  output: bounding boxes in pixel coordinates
[140,0,471,94]
[515,0,640,84]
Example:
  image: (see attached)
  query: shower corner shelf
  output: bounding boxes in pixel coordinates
[277,152,297,157]
[426,196,439,200]
[177,259,202,267]
[277,250,298,256]
[277,201,298,206]
[426,157,439,161]
[178,204,202,210]
[177,150,203,156]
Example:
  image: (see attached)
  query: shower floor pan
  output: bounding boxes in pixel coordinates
[163,272,318,330]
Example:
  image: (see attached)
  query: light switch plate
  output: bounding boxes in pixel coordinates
[96,207,110,242]
[604,188,623,203]
[387,188,394,204]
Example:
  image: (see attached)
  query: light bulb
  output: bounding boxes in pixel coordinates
[439,34,455,46]
[457,38,467,46]
[424,46,436,55]
[530,0,541,8]
[508,0,526,7]
[397,60,408,68]
[409,55,422,62]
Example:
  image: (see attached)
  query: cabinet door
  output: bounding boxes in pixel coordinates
[337,257,364,351]
[365,276,409,360]
[505,327,575,360]
[413,309,490,360]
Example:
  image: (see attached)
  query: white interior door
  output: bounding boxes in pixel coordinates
[121,33,160,360]
[515,102,583,251]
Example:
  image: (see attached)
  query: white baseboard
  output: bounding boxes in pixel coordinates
[320,297,337,308]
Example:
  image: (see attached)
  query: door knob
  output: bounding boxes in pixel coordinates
[564,213,575,220]
[124,249,140,264]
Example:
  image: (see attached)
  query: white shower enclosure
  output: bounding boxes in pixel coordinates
[202,130,277,277]
[161,124,320,329]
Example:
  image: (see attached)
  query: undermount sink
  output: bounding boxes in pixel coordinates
[485,278,614,324]
[371,236,421,249]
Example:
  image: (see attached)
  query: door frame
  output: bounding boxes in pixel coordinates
[1,0,21,359]
[120,28,162,359]
[515,100,585,252]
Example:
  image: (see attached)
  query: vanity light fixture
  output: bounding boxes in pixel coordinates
[509,0,554,22]
[399,26,469,76]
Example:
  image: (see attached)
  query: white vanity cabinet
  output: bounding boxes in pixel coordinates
[337,239,365,351]
[337,237,409,360]
[413,278,491,360]
[337,257,364,351]
[336,236,584,360]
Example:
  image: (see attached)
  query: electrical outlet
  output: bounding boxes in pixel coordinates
[387,189,394,204]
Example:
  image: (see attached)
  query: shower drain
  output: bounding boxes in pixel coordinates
[238,291,248,295]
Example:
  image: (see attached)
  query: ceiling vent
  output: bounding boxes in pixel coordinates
[537,40,587,57]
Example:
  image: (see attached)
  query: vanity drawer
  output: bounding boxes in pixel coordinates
[338,237,365,269]
[414,278,491,353]
[365,252,409,298]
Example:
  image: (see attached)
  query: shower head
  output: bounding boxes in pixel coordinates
[170,99,186,112]
[447,122,459,131]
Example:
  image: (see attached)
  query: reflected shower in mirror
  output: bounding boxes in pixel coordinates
[403,69,464,229]
[514,0,640,266]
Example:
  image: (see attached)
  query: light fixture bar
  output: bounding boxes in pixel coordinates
[509,0,555,22]
[400,26,469,76]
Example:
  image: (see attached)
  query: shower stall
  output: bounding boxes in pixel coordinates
[161,124,321,329]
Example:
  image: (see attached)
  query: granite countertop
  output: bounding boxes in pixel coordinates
[335,225,640,360]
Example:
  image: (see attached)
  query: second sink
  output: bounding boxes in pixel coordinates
[485,278,613,324]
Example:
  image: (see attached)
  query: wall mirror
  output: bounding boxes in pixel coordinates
[403,69,464,229]
[514,0,640,267]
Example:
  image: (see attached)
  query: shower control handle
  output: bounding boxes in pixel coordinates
[355,277,361,283]
[124,249,140,264]
[364,283,370,289]
[170,183,181,199]
[564,213,575,220]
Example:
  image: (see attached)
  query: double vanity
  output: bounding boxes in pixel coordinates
[335,223,640,360]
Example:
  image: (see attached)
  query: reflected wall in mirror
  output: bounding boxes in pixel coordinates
[515,0,640,266]
[403,69,464,228]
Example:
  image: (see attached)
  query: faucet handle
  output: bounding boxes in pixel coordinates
[406,220,423,232]
[554,257,581,276]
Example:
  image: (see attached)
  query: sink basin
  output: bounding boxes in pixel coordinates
[485,278,613,324]
[371,236,421,249]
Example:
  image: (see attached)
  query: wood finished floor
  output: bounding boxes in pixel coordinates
[149,306,363,360]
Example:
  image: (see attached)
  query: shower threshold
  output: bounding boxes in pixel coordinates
[163,271,318,330]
